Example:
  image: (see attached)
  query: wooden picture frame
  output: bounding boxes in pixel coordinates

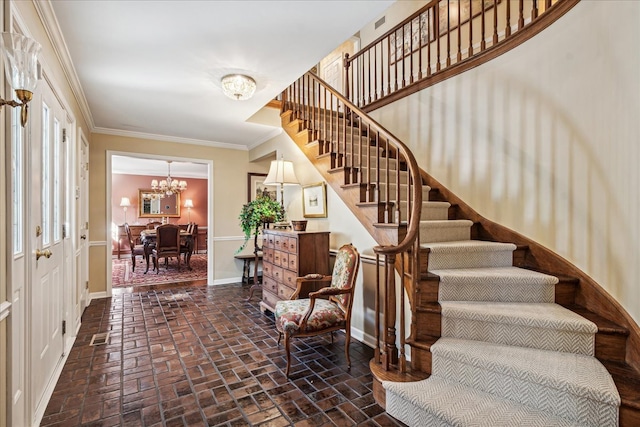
[302,182,327,218]
[247,172,276,202]
[138,189,181,218]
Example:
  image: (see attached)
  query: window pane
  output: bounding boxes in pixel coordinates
[42,103,50,246]
[53,118,60,242]
[12,108,23,255]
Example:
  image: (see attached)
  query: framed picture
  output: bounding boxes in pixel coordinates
[302,182,327,218]
[247,173,276,202]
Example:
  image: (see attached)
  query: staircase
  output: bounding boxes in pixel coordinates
[278,73,640,426]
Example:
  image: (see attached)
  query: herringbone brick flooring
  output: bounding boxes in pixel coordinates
[41,282,403,426]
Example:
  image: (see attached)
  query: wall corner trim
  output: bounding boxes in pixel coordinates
[0,301,11,322]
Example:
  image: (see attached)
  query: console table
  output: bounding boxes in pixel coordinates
[235,253,262,284]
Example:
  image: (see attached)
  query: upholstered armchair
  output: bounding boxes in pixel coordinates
[275,244,360,377]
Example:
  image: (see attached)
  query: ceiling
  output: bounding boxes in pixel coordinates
[49,0,394,153]
[111,155,208,179]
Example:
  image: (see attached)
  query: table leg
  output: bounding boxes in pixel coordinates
[144,243,151,274]
[242,259,250,284]
[245,254,261,302]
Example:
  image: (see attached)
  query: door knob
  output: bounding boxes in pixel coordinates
[80,234,87,240]
[35,249,52,260]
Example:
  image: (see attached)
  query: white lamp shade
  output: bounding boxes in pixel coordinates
[184,199,194,208]
[263,160,299,186]
[119,197,131,207]
[1,32,41,93]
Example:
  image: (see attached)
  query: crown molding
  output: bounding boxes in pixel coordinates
[93,127,250,151]
[248,127,283,150]
[33,0,95,130]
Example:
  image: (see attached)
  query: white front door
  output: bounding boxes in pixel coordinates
[29,80,67,417]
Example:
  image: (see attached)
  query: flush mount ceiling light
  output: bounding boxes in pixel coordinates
[221,74,256,101]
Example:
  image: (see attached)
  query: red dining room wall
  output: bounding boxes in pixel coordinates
[112,173,208,226]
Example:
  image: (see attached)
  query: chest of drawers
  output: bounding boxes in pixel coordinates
[259,229,330,314]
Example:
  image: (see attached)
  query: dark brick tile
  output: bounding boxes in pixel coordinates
[41,283,391,427]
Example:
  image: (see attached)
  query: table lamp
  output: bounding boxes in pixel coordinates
[120,197,131,223]
[263,156,299,213]
[184,199,194,222]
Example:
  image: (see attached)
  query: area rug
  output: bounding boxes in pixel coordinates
[112,254,208,288]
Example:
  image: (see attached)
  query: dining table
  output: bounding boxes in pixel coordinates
[139,229,194,273]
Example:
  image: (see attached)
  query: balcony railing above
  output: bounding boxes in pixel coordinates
[345,0,579,111]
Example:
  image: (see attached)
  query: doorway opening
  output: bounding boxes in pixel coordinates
[107,153,213,291]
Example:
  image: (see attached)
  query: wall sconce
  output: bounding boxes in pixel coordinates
[184,199,194,222]
[264,156,299,210]
[1,33,42,127]
[120,197,131,223]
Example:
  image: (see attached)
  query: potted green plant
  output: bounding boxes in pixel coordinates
[236,195,284,254]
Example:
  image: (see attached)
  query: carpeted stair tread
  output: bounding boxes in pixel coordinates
[440,302,597,355]
[423,240,517,253]
[432,337,620,407]
[432,267,558,303]
[420,220,472,243]
[423,240,516,269]
[385,376,583,427]
[440,302,597,334]
[422,201,451,220]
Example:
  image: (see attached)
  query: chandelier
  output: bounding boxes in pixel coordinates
[150,161,187,198]
[221,74,256,100]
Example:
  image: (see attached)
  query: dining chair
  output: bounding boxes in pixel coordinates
[124,223,145,272]
[151,224,181,273]
[274,244,360,377]
[180,223,197,264]
[147,221,162,229]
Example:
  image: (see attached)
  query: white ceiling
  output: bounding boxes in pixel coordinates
[49,0,394,153]
[111,155,208,179]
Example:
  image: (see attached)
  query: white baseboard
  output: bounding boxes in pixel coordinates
[350,327,412,361]
[32,335,76,427]
[88,291,109,304]
[351,327,376,349]
[211,277,243,285]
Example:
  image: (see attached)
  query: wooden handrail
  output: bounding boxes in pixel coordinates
[281,72,422,372]
[345,0,579,111]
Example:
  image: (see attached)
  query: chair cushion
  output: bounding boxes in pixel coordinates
[275,298,345,335]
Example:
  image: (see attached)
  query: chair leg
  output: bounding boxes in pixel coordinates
[344,328,351,368]
[284,332,292,377]
[131,255,136,272]
[277,332,282,346]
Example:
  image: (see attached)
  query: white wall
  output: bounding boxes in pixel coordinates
[365,1,640,323]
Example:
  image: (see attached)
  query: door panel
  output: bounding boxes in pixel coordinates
[30,80,66,416]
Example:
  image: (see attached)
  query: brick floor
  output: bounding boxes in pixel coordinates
[41,282,404,426]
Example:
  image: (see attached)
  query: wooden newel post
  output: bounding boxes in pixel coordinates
[343,53,350,101]
[382,253,398,369]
